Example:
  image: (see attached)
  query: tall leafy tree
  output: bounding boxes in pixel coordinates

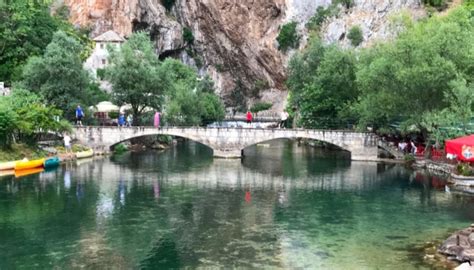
[21,30,90,119]
[353,7,474,137]
[106,32,169,124]
[163,60,224,126]
[287,39,358,128]
[0,1,92,84]
[0,1,58,83]
[0,88,70,147]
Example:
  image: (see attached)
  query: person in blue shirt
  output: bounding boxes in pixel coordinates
[75,105,84,126]
[118,112,126,127]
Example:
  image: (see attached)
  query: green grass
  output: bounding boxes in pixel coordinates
[0,144,47,162]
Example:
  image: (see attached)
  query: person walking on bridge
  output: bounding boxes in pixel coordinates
[279,110,289,128]
[75,105,84,126]
[154,111,161,128]
[246,110,253,126]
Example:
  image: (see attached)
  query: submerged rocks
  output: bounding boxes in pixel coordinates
[439,225,474,265]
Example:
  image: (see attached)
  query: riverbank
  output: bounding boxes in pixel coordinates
[0,144,47,162]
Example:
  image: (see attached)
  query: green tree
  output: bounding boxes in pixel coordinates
[0,102,17,149]
[299,45,358,128]
[165,66,224,126]
[0,88,70,146]
[183,27,194,44]
[353,7,474,138]
[277,22,300,51]
[21,31,90,120]
[347,26,363,46]
[106,32,170,125]
[287,39,357,128]
[0,1,92,84]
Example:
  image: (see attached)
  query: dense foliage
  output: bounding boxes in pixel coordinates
[287,39,358,128]
[354,7,473,138]
[0,1,91,84]
[106,32,224,126]
[288,6,474,141]
[183,27,194,44]
[20,31,102,120]
[161,0,176,11]
[306,6,339,31]
[106,32,170,124]
[347,26,363,46]
[164,62,225,126]
[277,22,300,51]
[250,102,273,114]
[0,89,70,148]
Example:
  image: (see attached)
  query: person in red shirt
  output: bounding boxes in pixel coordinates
[246,110,253,125]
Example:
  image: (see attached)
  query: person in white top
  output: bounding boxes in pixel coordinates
[410,141,417,155]
[64,134,72,153]
[280,110,289,128]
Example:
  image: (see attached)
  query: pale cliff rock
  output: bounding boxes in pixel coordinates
[63,0,426,112]
[322,0,426,47]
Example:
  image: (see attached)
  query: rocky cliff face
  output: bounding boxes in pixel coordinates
[63,0,425,111]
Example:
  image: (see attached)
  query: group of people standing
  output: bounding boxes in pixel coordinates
[117,112,133,127]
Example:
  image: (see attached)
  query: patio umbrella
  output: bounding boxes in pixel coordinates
[445,134,474,161]
[95,101,119,113]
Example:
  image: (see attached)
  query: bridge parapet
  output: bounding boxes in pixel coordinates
[72,126,378,160]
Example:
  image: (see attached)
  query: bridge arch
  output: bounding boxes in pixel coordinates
[72,127,379,161]
[108,133,215,152]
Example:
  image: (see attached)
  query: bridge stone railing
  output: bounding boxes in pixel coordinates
[72,126,379,161]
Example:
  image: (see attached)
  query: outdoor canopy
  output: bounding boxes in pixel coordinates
[445,134,474,161]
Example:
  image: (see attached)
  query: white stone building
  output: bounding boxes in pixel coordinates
[84,30,125,79]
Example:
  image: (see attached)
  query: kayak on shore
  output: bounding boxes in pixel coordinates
[15,158,45,171]
[0,160,21,171]
[75,149,94,159]
[44,157,60,169]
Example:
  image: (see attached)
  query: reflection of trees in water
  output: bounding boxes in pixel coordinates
[1,140,468,269]
[242,139,351,177]
[110,141,213,174]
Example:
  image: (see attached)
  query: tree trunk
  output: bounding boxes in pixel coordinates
[421,126,432,159]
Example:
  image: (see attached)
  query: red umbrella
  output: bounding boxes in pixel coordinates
[445,134,474,161]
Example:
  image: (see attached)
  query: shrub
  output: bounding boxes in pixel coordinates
[307,6,336,30]
[347,25,363,46]
[183,27,194,44]
[0,107,17,149]
[456,162,473,176]
[404,154,416,163]
[277,22,300,51]
[334,0,354,9]
[96,68,106,80]
[251,79,269,98]
[113,143,128,155]
[161,0,176,11]
[250,102,273,114]
[423,0,447,10]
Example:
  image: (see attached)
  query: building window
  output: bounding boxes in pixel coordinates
[102,59,106,65]
[100,43,104,49]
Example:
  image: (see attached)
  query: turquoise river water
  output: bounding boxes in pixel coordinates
[1,140,473,269]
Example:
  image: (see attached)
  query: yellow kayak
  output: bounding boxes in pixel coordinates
[0,160,20,170]
[15,158,45,171]
[15,167,44,178]
[75,149,94,159]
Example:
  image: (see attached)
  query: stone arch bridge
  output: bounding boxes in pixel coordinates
[72,127,379,160]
